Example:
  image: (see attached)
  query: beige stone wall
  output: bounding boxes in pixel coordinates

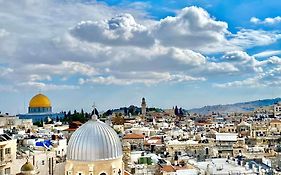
[166,143,214,157]
[65,157,123,175]
[0,139,17,175]
[12,150,57,175]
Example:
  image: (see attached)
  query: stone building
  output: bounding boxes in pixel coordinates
[65,114,124,175]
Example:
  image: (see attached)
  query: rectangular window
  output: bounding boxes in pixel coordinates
[5,167,10,174]
[0,148,3,161]
[5,148,11,155]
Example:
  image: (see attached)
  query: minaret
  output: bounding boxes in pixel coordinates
[141,97,146,115]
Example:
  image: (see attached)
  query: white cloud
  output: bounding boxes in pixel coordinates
[153,6,231,52]
[215,56,281,88]
[266,56,281,65]
[69,6,280,55]
[250,17,260,24]
[29,74,52,82]
[0,61,98,91]
[214,77,261,88]
[229,29,281,49]
[253,50,281,58]
[0,67,13,77]
[220,51,261,73]
[70,13,154,47]
[203,62,239,73]
[24,61,98,77]
[17,81,79,91]
[79,71,206,85]
[0,2,281,89]
[250,16,281,25]
[167,48,206,65]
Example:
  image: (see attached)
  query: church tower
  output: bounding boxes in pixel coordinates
[141,97,146,115]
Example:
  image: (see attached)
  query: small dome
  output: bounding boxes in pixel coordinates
[67,118,122,161]
[29,93,51,108]
[21,161,34,172]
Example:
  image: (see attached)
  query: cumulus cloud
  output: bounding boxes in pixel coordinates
[24,61,98,77]
[69,6,280,55]
[167,48,206,65]
[153,6,231,52]
[70,13,154,47]
[229,29,281,49]
[79,71,206,85]
[1,1,281,90]
[250,16,281,25]
[253,50,281,58]
[220,51,261,73]
[0,61,98,91]
[215,56,281,88]
[203,62,239,74]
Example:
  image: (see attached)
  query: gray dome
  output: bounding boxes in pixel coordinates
[67,119,122,161]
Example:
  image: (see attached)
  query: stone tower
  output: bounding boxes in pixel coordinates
[122,142,131,171]
[141,97,146,115]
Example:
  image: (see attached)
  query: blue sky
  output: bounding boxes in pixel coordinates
[0,0,281,114]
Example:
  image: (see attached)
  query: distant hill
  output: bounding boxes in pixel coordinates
[188,98,281,115]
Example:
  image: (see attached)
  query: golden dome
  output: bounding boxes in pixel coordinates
[21,161,34,172]
[29,93,51,108]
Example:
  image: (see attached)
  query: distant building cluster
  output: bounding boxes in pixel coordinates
[1,94,281,174]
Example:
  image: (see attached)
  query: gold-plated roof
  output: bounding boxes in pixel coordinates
[29,93,51,108]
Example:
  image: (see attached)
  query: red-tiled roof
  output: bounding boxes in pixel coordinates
[162,165,176,172]
[123,133,144,139]
[72,121,82,125]
[63,128,77,132]
[270,119,281,124]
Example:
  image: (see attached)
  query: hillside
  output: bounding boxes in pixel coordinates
[188,98,281,115]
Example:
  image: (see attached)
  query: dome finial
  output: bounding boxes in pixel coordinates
[91,102,98,121]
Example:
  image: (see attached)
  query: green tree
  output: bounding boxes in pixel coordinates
[112,114,125,125]
[175,106,179,116]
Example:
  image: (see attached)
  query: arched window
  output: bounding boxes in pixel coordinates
[100,173,106,175]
